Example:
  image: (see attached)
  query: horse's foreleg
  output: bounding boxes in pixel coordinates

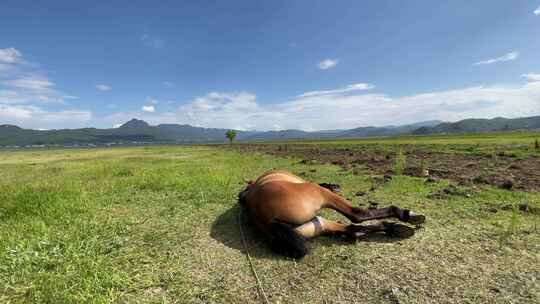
[321,190,425,225]
[294,217,415,239]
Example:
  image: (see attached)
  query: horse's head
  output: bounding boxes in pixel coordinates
[237,179,255,206]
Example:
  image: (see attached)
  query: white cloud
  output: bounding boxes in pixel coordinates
[62,95,79,100]
[141,34,164,49]
[0,48,22,64]
[0,104,33,119]
[0,104,91,129]
[101,74,540,131]
[535,6,540,15]
[1,76,70,104]
[522,73,540,81]
[113,123,122,128]
[474,51,519,65]
[0,49,74,104]
[96,84,112,91]
[4,77,53,90]
[142,105,155,112]
[0,47,87,129]
[0,63,15,73]
[100,92,257,129]
[163,81,175,88]
[0,90,26,104]
[299,83,375,97]
[317,59,339,70]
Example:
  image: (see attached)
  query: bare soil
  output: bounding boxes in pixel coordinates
[230,144,540,192]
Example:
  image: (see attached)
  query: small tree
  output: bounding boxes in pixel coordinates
[225,130,237,145]
[535,139,539,150]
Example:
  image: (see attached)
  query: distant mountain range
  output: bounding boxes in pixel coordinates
[1,116,539,146]
[413,116,540,135]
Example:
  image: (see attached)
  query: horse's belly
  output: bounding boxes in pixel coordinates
[274,200,320,225]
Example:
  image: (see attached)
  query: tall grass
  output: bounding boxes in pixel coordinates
[394,147,406,175]
[419,158,428,176]
[497,208,521,248]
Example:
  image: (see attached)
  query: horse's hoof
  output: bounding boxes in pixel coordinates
[352,231,366,238]
[401,210,425,225]
[383,222,415,238]
[407,212,426,225]
[319,183,341,193]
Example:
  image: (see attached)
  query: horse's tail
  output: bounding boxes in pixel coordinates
[268,221,308,259]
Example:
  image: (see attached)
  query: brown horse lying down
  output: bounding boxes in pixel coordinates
[238,170,425,258]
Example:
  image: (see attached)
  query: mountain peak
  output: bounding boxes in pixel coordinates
[120,118,150,129]
[0,124,22,130]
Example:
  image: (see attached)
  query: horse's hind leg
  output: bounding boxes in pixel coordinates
[321,189,425,224]
[294,217,415,239]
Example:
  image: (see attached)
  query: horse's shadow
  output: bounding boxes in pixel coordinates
[210,205,416,260]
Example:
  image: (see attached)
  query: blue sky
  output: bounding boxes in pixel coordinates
[1,1,540,130]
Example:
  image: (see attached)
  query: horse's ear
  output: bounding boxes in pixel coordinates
[243,178,254,185]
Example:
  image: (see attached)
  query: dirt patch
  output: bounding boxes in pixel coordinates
[517,203,540,215]
[481,202,540,215]
[229,144,540,192]
[427,185,474,199]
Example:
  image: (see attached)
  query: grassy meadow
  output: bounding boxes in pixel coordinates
[249,131,540,158]
[0,142,539,303]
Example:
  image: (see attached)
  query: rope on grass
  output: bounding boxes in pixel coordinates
[238,208,271,304]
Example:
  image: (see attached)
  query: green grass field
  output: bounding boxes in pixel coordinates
[1,144,539,303]
[249,131,540,158]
